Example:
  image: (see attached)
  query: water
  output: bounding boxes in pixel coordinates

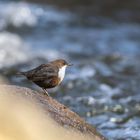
[0,1,140,139]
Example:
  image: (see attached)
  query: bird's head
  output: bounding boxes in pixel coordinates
[51,59,73,69]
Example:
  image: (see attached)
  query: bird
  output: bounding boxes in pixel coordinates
[17,59,72,96]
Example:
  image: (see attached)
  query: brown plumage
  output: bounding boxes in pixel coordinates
[17,59,72,96]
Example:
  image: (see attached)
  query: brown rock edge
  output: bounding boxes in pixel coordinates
[0,85,107,140]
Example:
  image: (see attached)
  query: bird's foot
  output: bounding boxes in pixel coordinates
[43,89,50,96]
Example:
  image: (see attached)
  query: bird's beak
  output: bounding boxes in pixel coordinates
[68,63,73,66]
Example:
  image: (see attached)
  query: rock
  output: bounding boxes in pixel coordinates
[0,85,106,140]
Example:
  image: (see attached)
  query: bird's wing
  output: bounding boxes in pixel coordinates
[25,64,59,81]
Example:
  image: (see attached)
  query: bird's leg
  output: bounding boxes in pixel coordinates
[42,88,50,96]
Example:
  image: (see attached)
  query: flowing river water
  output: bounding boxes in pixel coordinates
[0,1,140,139]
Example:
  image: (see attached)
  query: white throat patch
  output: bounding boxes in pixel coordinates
[58,65,67,83]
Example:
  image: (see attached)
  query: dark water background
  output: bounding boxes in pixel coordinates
[0,0,140,139]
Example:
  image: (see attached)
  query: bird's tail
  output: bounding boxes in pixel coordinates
[16,72,26,76]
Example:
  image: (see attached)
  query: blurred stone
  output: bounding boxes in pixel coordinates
[87,97,96,106]
[102,54,122,64]
[110,117,123,124]
[104,105,109,111]
[86,112,92,117]
[112,105,125,114]
[135,104,140,111]
[67,81,74,89]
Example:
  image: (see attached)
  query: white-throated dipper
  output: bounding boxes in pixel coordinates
[17,59,72,96]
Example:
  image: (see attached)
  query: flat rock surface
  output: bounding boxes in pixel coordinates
[0,85,106,140]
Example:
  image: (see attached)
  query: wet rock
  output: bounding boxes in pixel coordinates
[112,105,125,114]
[110,115,133,124]
[110,117,124,124]
[102,54,122,65]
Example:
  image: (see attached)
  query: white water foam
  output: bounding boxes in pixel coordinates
[0,32,30,68]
